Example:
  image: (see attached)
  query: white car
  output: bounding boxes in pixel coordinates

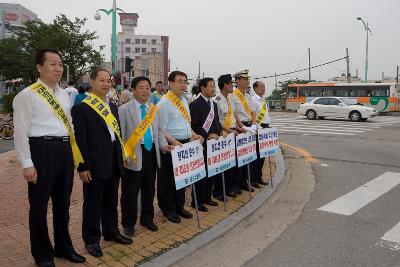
[297,97,378,121]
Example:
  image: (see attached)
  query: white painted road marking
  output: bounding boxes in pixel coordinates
[318,172,400,216]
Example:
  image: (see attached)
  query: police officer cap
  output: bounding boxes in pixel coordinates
[233,69,250,79]
[218,74,233,85]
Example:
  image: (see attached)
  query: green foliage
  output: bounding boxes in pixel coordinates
[1,93,17,113]
[267,79,314,100]
[0,14,104,83]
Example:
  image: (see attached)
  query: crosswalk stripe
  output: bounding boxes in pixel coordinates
[272,124,372,131]
[274,125,365,133]
[380,222,400,244]
[278,129,355,135]
[271,123,381,130]
[271,121,383,128]
[318,172,400,216]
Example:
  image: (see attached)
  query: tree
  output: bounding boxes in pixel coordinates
[0,15,104,84]
[267,79,313,100]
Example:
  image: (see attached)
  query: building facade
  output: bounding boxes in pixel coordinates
[116,13,169,84]
[0,3,37,39]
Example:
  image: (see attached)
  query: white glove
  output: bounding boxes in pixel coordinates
[243,126,255,133]
[250,124,258,132]
[256,124,262,130]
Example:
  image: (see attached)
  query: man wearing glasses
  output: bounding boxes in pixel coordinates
[157,71,204,223]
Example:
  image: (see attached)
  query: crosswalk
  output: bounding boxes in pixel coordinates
[317,172,400,251]
[269,115,400,136]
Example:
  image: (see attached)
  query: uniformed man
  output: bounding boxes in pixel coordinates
[250,81,270,187]
[13,48,86,267]
[157,71,204,223]
[231,70,257,192]
[213,74,243,199]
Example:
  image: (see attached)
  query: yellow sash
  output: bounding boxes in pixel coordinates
[224,97,233,129]
[233,89,251,118]
[30,82,84,167]
[164,91,191,123]
[82,93,128,160]
[124,103,158,161]
[256,99,269,125]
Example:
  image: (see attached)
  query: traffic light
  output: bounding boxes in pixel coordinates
[125,57,133,73]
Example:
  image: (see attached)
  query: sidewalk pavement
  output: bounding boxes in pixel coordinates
[0,150,277,267]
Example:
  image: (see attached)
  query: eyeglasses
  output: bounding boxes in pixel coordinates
[174,80,188,85]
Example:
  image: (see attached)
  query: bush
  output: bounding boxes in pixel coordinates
[2,93,17,113]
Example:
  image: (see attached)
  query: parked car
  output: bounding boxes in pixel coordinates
[297,97,378,121]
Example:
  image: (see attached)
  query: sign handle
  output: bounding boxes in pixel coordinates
[246,163,252,200]
[221,171,227,212]
[268,156,274,188]
[192,184,201,229]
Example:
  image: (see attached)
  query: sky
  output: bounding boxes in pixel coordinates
[2,0,400,95]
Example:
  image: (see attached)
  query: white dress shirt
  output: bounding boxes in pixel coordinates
[214,92,237,128]
[133,99,154,144]
[232,89,256,122]
[65,86,78,106]
[252,94,270,124]
[199,93,214,111]
[13,79,71,168]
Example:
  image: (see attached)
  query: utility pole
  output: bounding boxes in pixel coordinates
[198,62,201,80]
[0,9,5,40]
[346,48,351,83]
[382,72,384,83]
[396,65,399,84]
[120,41,125,86]
[308,48,311,81]
[274,72,278,90]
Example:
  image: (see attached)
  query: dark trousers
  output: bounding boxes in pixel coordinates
[192,149,214,206]
[28,138,74,263]
[157,151,186,215]
[121,144,157,229]
[82,146,120,245]
[250,123,269,183]
[214,169,235,196]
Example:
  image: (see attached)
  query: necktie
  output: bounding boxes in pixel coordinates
[140,104,153,151]
[207,100,211,108]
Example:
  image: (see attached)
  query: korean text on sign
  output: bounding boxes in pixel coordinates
[236,131,257,167]
[206,133,236,177]
[258,127,279,158]
[171,140,206,190]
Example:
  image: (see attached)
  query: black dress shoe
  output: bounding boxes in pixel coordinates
[177,208,193,219]
[141,222,158,232]
[122,227,134,237]
[205,200,218,206]
[197,204,208,212]
[104,233,133,245]
[85,243,103,257]
[164,212,181,223]
[241,185,255,192]
[54,251,86,263]
[257,180,269,186]
[36,261,55,267]
[227,191,237,198]
[251,183,261,189]
[232,187,242,195]
[215,195,225,201]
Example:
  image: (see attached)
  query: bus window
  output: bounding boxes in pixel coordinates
[287,88,297,98]
[310,88,322,97]
[299,88,310,97]
[371,89,387,96]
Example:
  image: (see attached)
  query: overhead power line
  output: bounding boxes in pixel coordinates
[252,56,348,80]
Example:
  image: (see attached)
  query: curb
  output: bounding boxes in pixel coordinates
[140,150,286,267]
[0,148,15,158]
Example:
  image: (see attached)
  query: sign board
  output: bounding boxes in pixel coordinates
[171,140,206,190]
[236,131,257,167]
[206,133,236,177]
[258,127,279,158]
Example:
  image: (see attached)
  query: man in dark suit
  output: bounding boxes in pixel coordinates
[71,68,132,258]
[189,77,222,212]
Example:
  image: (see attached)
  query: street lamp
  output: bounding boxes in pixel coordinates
[356,17,373,83]
[94,0,125,75]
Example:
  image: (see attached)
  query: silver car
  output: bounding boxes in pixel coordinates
[297,97,378,121]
